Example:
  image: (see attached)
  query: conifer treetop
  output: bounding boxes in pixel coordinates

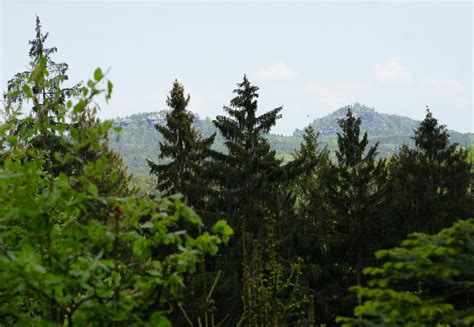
[413,107,452,159]
[217,75,282,142]
[29,16,57,63]
[167,80,190,113]
[5,15,77,110]
[335,106,378,168]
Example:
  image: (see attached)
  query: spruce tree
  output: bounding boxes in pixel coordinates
[210,75,283,235]
[389,108,473,236]
[2,16,133,196]
[284,125,335,324]
[147,80,215,209]
[5,16,79,110]
[291,126,331,219]
[206,75,288,324]
[3,16,80,176]
[324,107,389,321]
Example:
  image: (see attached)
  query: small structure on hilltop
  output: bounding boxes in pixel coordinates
[112,110,202,128]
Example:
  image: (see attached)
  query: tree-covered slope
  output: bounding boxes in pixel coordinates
[294,103,419,137]
[297,103,471,158]
[109,104,472,175]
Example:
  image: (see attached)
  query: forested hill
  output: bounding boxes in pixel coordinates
[295,103,420,137]
[109,104,472,175]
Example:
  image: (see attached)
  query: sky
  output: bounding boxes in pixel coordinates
[1,0,473,135]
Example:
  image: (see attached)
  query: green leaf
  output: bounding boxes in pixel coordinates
[22,85,33,98]
[7,135,18,146]
[149,313,172,326]
[133,237,151,261]
[86,183,98,196]
[94,68,103,81]
[107,80,113,97]
[212,220,233,243]
[70,127,79,140]
[73,99,87,113]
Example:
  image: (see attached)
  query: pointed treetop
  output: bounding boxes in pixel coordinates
[292,125,326,174]
[214,76,282,144]
[166,79,190,113]
[298,125,319,159]
[29,15,57,63]
[336,106,375,167]
[337,106,366,147]
[413,106,451,158]
[5,16,76,110]
[229,75,259,113]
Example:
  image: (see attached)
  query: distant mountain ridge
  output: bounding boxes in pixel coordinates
[109,104,472,175]
[295,103,420,138]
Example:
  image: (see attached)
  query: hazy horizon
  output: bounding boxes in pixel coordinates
[2,1,472,135]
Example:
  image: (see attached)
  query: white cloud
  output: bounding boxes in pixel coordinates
[255,62,298,80]
[375,57,412,84]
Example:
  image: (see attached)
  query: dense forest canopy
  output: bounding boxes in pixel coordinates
[1,17,473,326]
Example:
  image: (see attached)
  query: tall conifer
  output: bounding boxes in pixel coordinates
[284,126,335,324]
[389,108,473,236]
[147,80,215,209]
[324,107,389,320]
[210,75,283,236]
[3,16,80,173]
[2,16,133,196]
[205,76,289,324]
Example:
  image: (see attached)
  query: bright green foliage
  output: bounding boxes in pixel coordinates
[5,16,474,327]
[338,218,474,326]
[0,55,232,325]
[147,80,215,208]
[3,16,80,174]
[389,109,473,236]
[244,214,308,326]
[4,16,79,110]
[69,108,136,197]
[250,259,307,326]
[2,16,133,198]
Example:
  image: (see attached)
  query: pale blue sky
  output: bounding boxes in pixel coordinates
[1,1,472,135]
